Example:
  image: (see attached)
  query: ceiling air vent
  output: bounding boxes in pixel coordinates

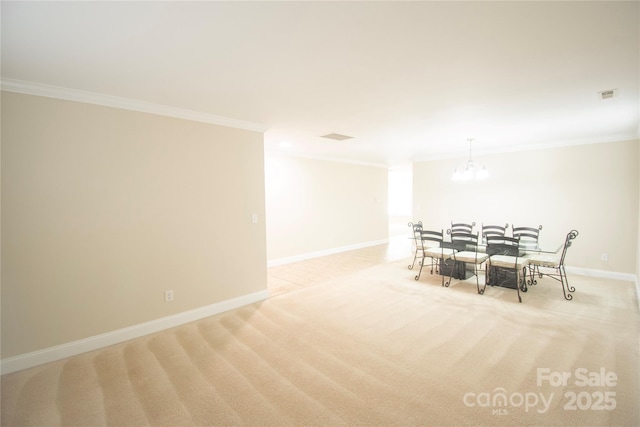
[321,133,354,141]
[599,89,616,100]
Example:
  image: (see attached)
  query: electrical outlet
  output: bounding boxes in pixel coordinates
[164,290,174,302]
[601,253,608,262]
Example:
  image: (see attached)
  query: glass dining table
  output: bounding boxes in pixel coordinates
[443,239,563,290]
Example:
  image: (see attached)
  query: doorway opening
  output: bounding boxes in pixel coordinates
[388,165,412,238]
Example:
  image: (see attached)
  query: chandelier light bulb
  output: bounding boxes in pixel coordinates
[451,139,489,181]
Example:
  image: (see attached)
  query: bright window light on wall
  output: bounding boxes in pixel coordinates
[388,166,412,216]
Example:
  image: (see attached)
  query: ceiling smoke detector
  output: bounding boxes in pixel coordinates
[599,89,616,100]
[321,133,354,141]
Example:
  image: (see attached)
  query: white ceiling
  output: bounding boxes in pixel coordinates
[2,1,639,166]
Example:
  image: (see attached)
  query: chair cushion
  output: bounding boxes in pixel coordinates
[526,253,560,268]
[489,255,529,269]
[455,251,489,264]
[419,244,439,250]
[424,247,456,259]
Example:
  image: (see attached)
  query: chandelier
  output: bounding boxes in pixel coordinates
[451,138,489,181]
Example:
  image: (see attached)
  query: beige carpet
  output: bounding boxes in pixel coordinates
[2,259,639,426]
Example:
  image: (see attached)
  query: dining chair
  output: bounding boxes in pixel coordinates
[513,225,543,277]
[512,225,542,251]
[481,223,509,245]
[408,221,423,271]
[525,230,579,300]
[451,221,475,234]
[415,229,457,286]
[448,231,489,294]
[486,235,529,303]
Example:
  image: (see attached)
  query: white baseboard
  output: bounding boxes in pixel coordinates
[3,264,636,375]
[567,267,640,312]
[267,239,390,267]
[565,266,636,282]
[1,290,269,375]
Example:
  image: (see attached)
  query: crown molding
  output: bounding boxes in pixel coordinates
[1,79,269,133]
[412,134,639,164]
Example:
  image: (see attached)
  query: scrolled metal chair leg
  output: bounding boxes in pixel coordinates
[515,269,523,303]
[520,266,529,293]
[415,259,424,281]
[443,258,452,287]
[560,265,574,300]
[527,264,538,287]
[476,266,486,295]
[409,249,422,270]
[562,265,575,293]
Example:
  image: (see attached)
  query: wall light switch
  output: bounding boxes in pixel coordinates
[252,214,258,224]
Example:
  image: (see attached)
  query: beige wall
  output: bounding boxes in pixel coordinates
[413,139,639,274]
[265,154,388,262]
[1,92,267,358]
